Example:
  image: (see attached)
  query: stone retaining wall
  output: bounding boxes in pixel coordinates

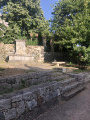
[0,43,14,60]
[26,46,44,61]
[0,42,69,62]
[0,81,61,120]
[0,43,44,61]
[0,72,90,120]
[68,72,90,84]
[0,71,52,94]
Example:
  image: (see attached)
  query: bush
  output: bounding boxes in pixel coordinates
[71,46,90,69]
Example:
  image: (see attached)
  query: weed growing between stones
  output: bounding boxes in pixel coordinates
[0,88,13,95]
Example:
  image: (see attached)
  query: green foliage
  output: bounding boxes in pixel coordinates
[0,0,50,43]
[26,39,38,46]
[0,20,7,38]
[51,0,90,66]
[51,0,90,50]
[71,46,90,66]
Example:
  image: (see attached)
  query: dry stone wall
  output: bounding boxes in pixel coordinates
[0,72,90,120]
[0,43,14,60]
[0,43,44,61]
[26,46,44,61]
[0,71,52,94]
[0,81,61,120]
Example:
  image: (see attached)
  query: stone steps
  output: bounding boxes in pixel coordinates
[51,72,63,77]
[62,84,84,100]
[84,76,90,84]
[61,81,85,100]
[51,72,85,100]
[51,75,70,81]
[62,82,79,93]
[60,78,77,87]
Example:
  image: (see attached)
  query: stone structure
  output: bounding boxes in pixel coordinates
[0,72,89,120]
[9,40,34,61]
[0,40,44,62]
[0,42,68,62]
[0,71,52,93]
[26,45,44,62]
[0,43,14,60]
[15,40,26,55]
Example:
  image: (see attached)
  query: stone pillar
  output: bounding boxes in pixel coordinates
[15,40,26,55]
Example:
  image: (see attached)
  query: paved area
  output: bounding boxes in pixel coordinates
[35,83,90,120]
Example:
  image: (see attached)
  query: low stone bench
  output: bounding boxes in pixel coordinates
[52,62,66,67]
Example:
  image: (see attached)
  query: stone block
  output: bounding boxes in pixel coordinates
[57,89,61,96]
[6,77,16,84]
[0,78,6,83]
[26,79,32,86]
[12,95,22,103]
[21,74,29,81]
[5,108,16,120]
[12,102,17,108]
[32,79,38,85]
[12,83,20,89]
[17,101,25,116]
[15,40,26,55]
[0,83,11,89]
[22,91,33,101]
[26,99,37,110]
[15,75,22,83]
[0,99,11,111]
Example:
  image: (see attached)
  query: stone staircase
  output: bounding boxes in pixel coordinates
[61,78,84,100]
[51,71,85,100]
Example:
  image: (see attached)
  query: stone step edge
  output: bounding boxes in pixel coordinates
[61,86,85,101]
[60,78,76,86]
[62,82,81,93]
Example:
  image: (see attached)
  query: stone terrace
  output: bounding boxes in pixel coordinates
[0,63,90,120]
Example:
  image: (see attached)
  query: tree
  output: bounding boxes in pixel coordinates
[0,15,8,41]
[0,0,50,43]
[51,0,90,65]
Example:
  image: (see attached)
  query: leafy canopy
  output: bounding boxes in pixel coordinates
[0,0,50,43]
[51,0,90,65]
[51,0,90,49]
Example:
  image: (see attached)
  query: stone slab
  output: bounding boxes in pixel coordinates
[9,55,34,61]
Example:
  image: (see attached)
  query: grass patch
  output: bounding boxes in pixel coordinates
[0,88,13,95]
[0,61,5,63]
[25,70,37,73]
[0,67,5,71]
[73,69,90,73]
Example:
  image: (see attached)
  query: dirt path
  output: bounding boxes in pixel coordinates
[0,61,53,77]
